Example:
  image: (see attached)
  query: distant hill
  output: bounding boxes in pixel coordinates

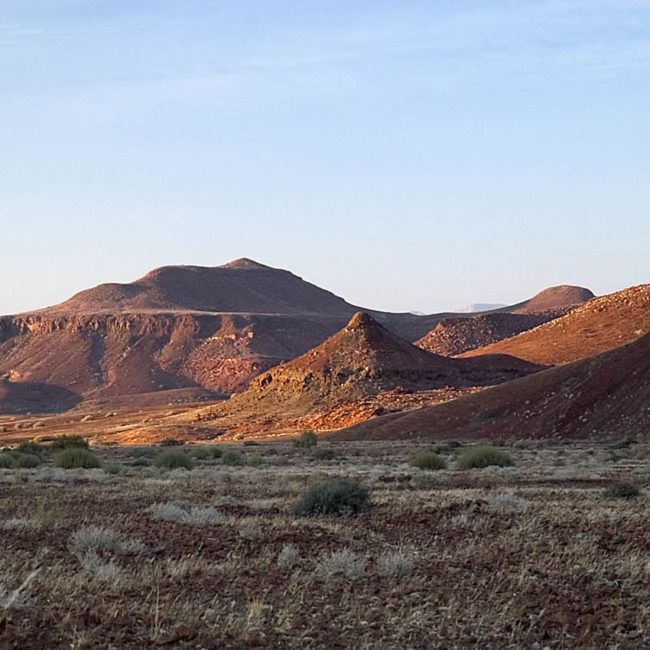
[416,285,594,357]
[463,284,649,364]
[333,332,650,441]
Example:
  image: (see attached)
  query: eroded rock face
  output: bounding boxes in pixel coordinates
[0,313,346,404]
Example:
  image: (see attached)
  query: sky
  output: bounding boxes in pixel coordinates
[1,0,649,315]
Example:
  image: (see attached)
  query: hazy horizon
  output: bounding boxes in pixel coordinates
[2,1,649,314]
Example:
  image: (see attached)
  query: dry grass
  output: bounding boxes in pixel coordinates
[0,439,647,647]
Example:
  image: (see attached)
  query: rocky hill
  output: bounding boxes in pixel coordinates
[334,331,650,441]
[416,310,570,357]
[187,312,541,433]
[463,284,650,365]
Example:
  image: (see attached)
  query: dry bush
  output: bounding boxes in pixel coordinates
[315,549,366,580]
[149,500,224,525]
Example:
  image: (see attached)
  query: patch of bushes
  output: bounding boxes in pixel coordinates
[18,442,44,457]
[243,440,260,446]
[188,446,213,460]
[293,478,371,517]
[602,482,641,500]
[103,463,122,475]
[14,453,41,469]
[51,435,89,451]
[0,453,16,468]
[315,549,366,580]
[247,454,265,468]
[55,448,101,469]
[153,449,193,470]
[293,430,318,448]
[456,445,514,470]
[410,450,446,471]
[149,500,223,525]
[221,450,244,466]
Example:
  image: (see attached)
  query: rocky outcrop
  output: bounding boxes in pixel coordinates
[416,310,571,357]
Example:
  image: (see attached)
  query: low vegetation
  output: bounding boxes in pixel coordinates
[410,450,446,470]
[293,478,371,517]
[456,445,514,469]
[602,481,641,499]
[54,447,100,469]
[153,449,193,470]
[293,430,318,448]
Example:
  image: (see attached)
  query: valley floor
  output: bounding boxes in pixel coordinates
[0,439,648,648]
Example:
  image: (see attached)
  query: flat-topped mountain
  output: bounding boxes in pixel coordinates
[334,331,650,441]
[463,284,650,365]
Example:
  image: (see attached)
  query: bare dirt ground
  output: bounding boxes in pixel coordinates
[0,438,648,648]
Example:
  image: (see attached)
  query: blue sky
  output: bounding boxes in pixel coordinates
[1,1,649,314]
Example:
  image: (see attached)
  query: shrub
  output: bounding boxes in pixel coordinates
[103,463,122,475]
[14,453,41,469]
[456,445,514,470]
[153,449,193,470]
[377,549,414,577]
[0,453,15,468]
[149,500,223,525]
[315,549,366,580]
[410,450,446,471]
[69,525,146,556]
[17,442,44,457]
[293,479,370,517]
[55,448,100,469]
[210,447,223,459]
[130,457,151,467]
[247,454,265,468]
[277,544,300,568]
[293,430,318,448]
[51,435,89,451]
[489,492,529,511]
[221,450,244,466]
[243,440,260,446]
[188,446,212,460]
[602,482,641,500]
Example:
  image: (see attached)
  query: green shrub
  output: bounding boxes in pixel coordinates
[293,479,371,517]
[189,446,212,460]
[221,450,244,466]
[130,457,151,467]
[18,442,44,456]
[456,445,514,470]
[51,435,89,451]
[247,454,265,467]
[410,450,446,471]
[55,448,100,469]
[0,453,15,468]
[293,430,318,448]
[602,482,641,500]
[153,449,193,470]
[210,447,223,459]
[103,463,122,475]
[243,440,260,446]
[14,453,42,468]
